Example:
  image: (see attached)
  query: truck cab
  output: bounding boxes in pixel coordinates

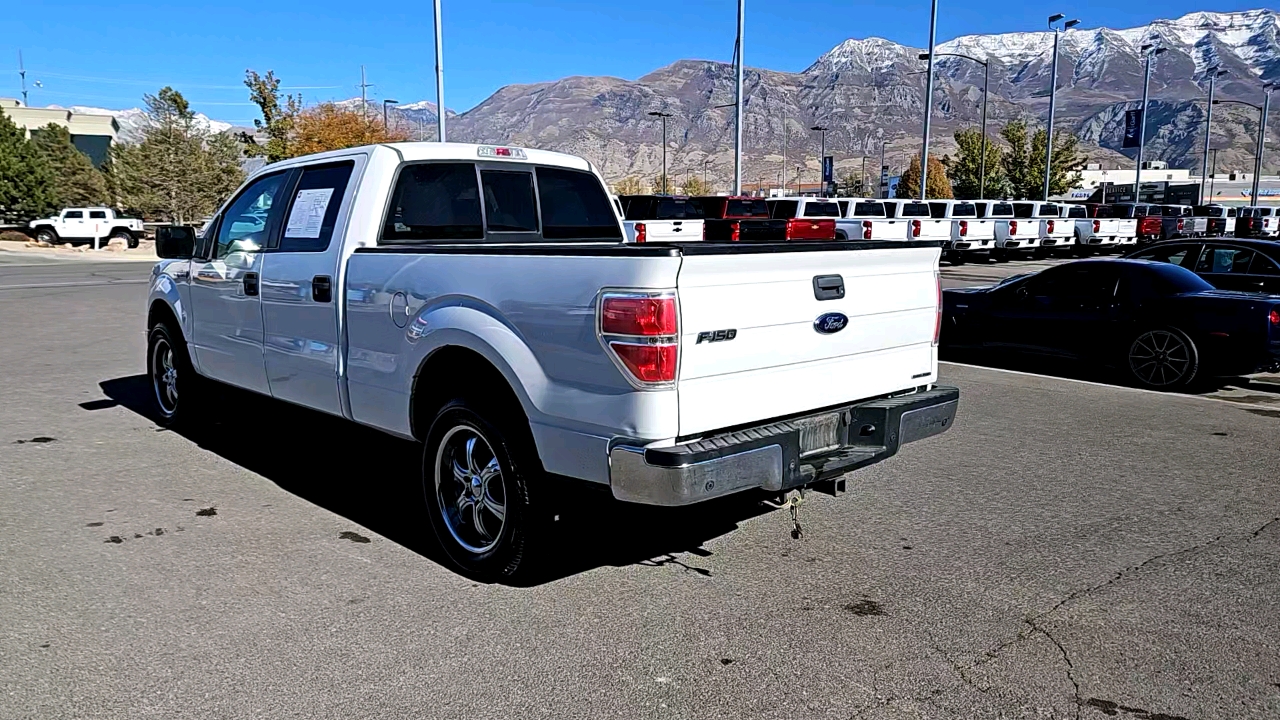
[883,199,949,243]
[838,198,904,242]
[693,196,789,241]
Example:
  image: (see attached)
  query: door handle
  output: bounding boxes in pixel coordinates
[813,274,845,301]
[312,275,333,303]
[243,272,259,297]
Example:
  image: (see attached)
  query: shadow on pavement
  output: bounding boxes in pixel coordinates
[93,375,778,586]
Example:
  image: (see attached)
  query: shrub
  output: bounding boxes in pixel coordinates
[0,230,32,243]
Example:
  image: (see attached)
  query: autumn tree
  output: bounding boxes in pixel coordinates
[288,103,410,157]
[0,113,56,222]
[679,175,710,196]
[896,155,952,199]
[945,127,1006,200]
[649,173,672,195]
[612,176,644,195]
[30,124,109,207]
[111,87,244,222]
[242,70,299,164]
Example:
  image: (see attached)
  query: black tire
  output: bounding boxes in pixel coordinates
[34,227,58,245]
[1126,327,1200,390]
[110,229,137,249]
[993,249,1010,263]
[147,321,202,427]
[423,397,547,581]
[835,230,848,241]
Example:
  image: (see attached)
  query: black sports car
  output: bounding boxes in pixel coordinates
[942,259,1280,389]
[1121,239,1280,294]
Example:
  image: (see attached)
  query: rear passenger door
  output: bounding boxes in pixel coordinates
[260,158,362,416]
[1194,245,1259,292]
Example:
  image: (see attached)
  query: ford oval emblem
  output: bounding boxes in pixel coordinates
[814,312,848,334]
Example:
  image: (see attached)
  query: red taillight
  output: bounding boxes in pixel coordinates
[1047,220,1055,234]
[730,221,740,242]
[635,222,647,243]
[601,295,677,336]
[959,220,968,237]
[933,271,942,347]
[862,220,872,240]
[1270,308,1280,326]
[1177,218,1185,231]
[912,219,922,238]
[609,343,678,384]
[1010,220,1018,235]
[600,292,678,386]
[1093,219,1100,233]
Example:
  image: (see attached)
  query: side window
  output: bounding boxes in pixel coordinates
[381,163,483,242]
[64,210,84,219]
[1197,247,1255,274]
[535,167,622,240]
[279,161,355,252]
[768,200,798,219]
[1132,244,1197,268]
[1250,254,1280,276]
[215,172,288,259]
[1026,267,1118,300]
[196,217,220,260]
[89,210,107,219]
[481,170,538,232]
[837,200,849,217]
[1013,204,1033,219]
[928,202,946,219]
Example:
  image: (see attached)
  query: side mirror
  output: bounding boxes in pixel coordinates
[156,225,196,259]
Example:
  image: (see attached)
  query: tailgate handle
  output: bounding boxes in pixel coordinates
[813,274,845,301]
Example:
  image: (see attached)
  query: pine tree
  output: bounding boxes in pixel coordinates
[242,70,300,163]
[945,128,1007,200]
[1000,119,1034,199]
[112,87,245,222]
[0,113,57,222]
[29,124,109,208]
[1028,128,1086,199]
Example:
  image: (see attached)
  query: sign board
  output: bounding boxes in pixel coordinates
[822,156,834,185]
[879,165,890,199]
[1122,109,1143,149]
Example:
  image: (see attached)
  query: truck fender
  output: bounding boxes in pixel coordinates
[403,301,553,432]
[147,262,191,341]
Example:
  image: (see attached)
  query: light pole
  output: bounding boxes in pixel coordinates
[648,111,673,194]
[703,159,710,193]
[382,99,398,130]
[811,125,828,196]
[919,0,939,200]
[919,51,990,198]
[1135,44,1166,200]
[1199,68,1228,204]
[733,0,745,195]
[1215,85,1274,206]
[1044,15,1079,202]
[433,0,446,141]
[1208,147,1219,201]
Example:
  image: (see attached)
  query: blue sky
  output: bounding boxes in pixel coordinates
[2,1,1264,124]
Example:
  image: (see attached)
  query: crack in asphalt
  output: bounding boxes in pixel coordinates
[929,516,1280,715]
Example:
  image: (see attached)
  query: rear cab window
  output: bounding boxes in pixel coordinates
[1067,206,1087,218]
[928,202,948,219]
[800,201,840,218]
[1012,203,1035,219]
[767,200,799,219]
[1039,204,1060,218]
[952,203,976,218]
[724,199,770,218]
[853,202,885,217]
[899,202,929,218]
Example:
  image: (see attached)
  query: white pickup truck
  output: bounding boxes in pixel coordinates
[836,198,909,241]
[884,199,950,243]
[1012,201,1071,255]
[618,195,706,242]
[29,207,145,248]
[975,200,1036,260]
[929,200,992,264]
[145,142,958,581]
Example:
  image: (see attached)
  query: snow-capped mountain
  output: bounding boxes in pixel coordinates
[58,105,234,143]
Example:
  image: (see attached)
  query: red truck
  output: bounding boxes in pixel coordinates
[765,198,840,241]
[693,196,789,241]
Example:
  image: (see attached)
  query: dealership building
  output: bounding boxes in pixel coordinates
[0,98,119,168]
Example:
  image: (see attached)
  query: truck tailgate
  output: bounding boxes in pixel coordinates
[675,245,939,435]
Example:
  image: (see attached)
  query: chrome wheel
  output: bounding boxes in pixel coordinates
[151,336,179,417]
[434,425,507,554]
[1129,330,1191,387]
[36,229,55,244]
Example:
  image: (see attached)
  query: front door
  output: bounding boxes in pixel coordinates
[261,159,360,416]
[188,171,289,395]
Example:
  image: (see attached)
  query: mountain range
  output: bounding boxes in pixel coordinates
[85,9,1280,189]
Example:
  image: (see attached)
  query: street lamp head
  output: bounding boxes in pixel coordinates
[1064,19,1080,29]
[918,53,930,61]
[811,125,828,131]
[1048,13,1065,25]
[384,99,399,105]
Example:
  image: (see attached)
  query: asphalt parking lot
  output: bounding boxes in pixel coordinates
[2,257,1278,719]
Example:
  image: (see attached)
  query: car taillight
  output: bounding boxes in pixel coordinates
[599,292,678,386]
[730,221,740,242]
[933,270,942,347]
[1093,219,1100,233]
[862,220,872,240]
[1271,308,1280,327]
[1047,220,1055,234]
[1010,220,1018,235]
[1177,218,1185,231]
[635,222,647,243]
[959,220,968,237]
[912,219,921,238]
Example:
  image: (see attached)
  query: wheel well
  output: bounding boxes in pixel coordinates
[410,346,527,442]
[148,300,180,336]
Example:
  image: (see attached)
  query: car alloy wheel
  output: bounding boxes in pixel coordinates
[434,425,507,555]
[36,229,55,244]
[151,335,179,418]
[1128,330,1192,388]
